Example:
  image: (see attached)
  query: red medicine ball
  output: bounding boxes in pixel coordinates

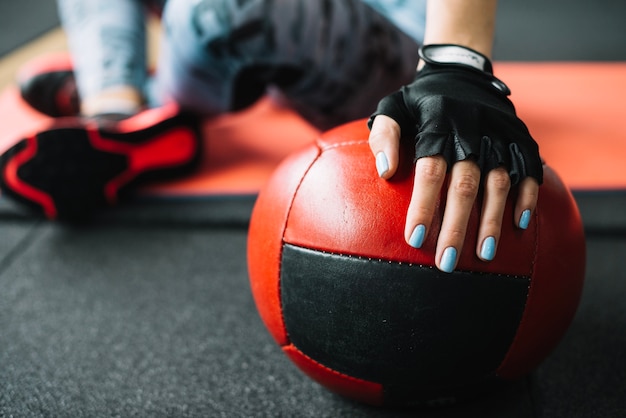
[247,119,585,407]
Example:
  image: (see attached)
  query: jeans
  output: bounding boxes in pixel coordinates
[59,0,426,129]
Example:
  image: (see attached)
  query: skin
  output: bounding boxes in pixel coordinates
[368,0,540,272]
[81,85,144,117]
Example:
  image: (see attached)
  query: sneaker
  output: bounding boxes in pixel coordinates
[0,103,202,220]
[17,53,80,117]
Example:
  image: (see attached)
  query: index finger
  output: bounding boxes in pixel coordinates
[404,155,448,249]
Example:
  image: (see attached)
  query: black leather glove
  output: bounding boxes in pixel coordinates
[368,44,542,186]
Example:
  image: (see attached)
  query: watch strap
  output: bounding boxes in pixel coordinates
[419,44,493,74]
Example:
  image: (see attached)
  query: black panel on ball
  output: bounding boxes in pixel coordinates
[280,244,530,398]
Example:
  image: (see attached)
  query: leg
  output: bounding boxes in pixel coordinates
[157,0,423,129]
[57,0,150,116]
[1,1,203,219]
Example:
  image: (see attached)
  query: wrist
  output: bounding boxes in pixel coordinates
[420,0,497,69]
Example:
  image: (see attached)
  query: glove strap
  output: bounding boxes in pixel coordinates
[419,44,493,74]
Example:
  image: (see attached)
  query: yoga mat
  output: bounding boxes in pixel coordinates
[0,61,624,200]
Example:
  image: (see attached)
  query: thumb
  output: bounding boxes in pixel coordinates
[368,115,401,179]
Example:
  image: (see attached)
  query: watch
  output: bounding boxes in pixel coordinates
[419,44,492,73]
[419,44,510,95]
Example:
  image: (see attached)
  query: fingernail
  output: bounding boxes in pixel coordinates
[480,236,496,261]
[440,247,457,273]
[408,224,426,249]
[375,152,389,177]
[519,209,531,230]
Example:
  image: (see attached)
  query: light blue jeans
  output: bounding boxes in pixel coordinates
[58,0,426,129]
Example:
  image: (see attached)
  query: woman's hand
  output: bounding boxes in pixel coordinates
[368,45,542,273]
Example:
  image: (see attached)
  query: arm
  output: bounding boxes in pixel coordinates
[368,0,540,273]
[422,0,497,59]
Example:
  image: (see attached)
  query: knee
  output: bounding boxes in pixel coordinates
[163,0,232,51]
[163,0,271,55]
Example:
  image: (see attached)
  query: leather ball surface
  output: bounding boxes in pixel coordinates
[247,119,585,407]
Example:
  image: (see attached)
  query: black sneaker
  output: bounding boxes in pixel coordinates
[0,103,203,220]
[17,53,80,117]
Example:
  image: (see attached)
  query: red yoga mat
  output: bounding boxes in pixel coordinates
[0,62,624,199]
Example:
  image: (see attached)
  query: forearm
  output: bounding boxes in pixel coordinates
[422,0,498,58]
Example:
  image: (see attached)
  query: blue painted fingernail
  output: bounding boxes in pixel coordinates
[519,209,531,230]
[375,152,389,177]
[408,224,426,248]
[480,236,496,261]
[440,247,457,273]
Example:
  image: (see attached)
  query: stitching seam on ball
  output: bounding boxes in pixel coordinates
[278,147,323,344]
[288,244,531,281]
[287,343,379,386]
[319,139,369,152]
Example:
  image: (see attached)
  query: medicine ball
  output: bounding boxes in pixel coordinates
[247,119,585,407]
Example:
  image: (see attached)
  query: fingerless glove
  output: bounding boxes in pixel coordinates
[369,44,542,185]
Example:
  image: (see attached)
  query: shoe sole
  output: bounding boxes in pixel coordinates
[0,106,201,220]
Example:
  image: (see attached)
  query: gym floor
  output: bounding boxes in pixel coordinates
[1,1,625,417]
